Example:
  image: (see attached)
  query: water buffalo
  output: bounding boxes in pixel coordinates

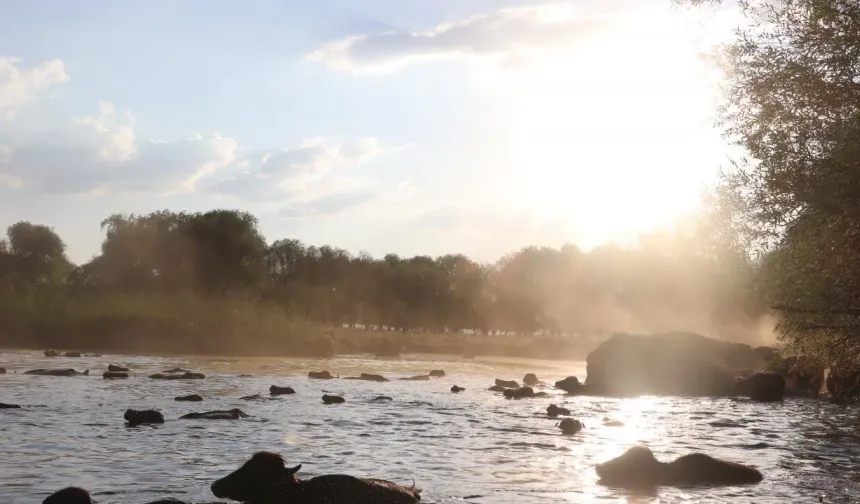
[180,408,249,420]
[149,372,205,380]
[451,385,465,393]
[558,418,584,435]
[210,451,421,504]
[270,385,296,396]
[25,369,89,377]
[344,373,389,382]
[429,370,445,378]
[322,395,345,404]
[494,379,518,389]
[399,375,430,381]
[103,371,128,379]
[1,403,21,408]
[124,409,165,426]
[546,404,571,417]
[108,364,129,372]
[175,394,204,402]
[595,445,763,488]
[308,371,337,380]
[735,372,785,402]
[44,349,60,357]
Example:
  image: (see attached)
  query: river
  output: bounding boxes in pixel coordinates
[1,350,858,503]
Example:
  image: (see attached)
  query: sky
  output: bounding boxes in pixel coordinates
[0,0,741,265]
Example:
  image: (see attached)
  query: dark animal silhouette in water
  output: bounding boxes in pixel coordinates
[450,385,465,393]
[595,445,763,488]
[108,364,129,372]
[270,385,296,396]
[546,404,571,417]
[124,409,165,426]
[322,395,345,404]
[175,394,204,402]
[308,370,338,379]
[1,402,21,408]
[180,408,249,420]
[503,386,547,399]
[210,451,421,504]
[558,418,584,435]
[149,371,205,380]
[42,486,221,504]
[554,376,583,394]
[25,369,89,377]
[103,371,128,379]
[429,370,445,378]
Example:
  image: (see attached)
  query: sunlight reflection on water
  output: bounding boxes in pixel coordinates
[1,350,858,503]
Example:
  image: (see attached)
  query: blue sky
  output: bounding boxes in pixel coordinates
[0,0,740,264]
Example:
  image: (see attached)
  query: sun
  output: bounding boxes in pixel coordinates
[492,5,731,247]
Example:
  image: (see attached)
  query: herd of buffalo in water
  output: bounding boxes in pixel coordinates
[0,346,780,504]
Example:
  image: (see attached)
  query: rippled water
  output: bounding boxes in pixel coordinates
[1,350,859,503]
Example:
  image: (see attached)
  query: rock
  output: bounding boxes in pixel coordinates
[488,385,507,392]
[494,379,518,388]
[558,418,584,435]
[180,408,249,420]
[308,370,337,379]
[370,396,393,402]
[595,445,763,487]
[270,385,295,396]
[25,369,89,377]
[64,352,81,358]
[1,403,21,408]
[43,487,94,504]
[451,385,465,393]
[547,404,571,417]
[44,350,60,357]
[240,394,263,401]
[149,372,205,380]
[584,332,771,397]
[399,375,430,381]
[163,367,191,373]
[429,370,445,377]
[343,373,389,382]
[555,376,583,394]
[503,386,536,399]
[0,367,6,374]
[124,409,164,426]
[108,364,129,372]
[175,394,204,402]
[322,394,345,404]
[103,371,128,379]
[735,372,786,402]
[523,373,542,386]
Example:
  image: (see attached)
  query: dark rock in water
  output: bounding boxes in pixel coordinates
[149,372,205,380]
[343,373,389,382]
[555,376,583,394]
[488,385,507,392]
[735,372,786,402]
[237,374,253,378]
[503,386,537,399]
[558,418,584,435]
[64,352,81,358]
[322,394,345,404]
[180,408,249,420]
[547,404,571,417]
[1,403,21,408]
[103,371,128,379]
[108,364,129,372]
[43,486,94,504]
[595,445,763,488]
[494,379,518,388]
[399,375,430,381]
[25,368,89,377]
[523,373,542,386]
[429,369,445,377]
[451,385,465,393]
[0,367,6,374]
[270,385,295,396]
[43,349,60,357]
[370,395,393,402]
[240,394,264,401]
[124,409,165,426]
[175,394,204,402]
[163,367,191,373]
[585,332,773,397]
[308,370,337,379]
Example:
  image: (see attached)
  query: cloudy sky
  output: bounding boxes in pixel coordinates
[0,0,740,264]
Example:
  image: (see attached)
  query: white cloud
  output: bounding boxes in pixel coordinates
[72,101,137,163]
[0,57,69,119]
[306,3,613,73]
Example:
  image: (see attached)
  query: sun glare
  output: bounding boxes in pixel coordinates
[491,6,731,247]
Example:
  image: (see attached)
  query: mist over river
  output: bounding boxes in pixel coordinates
[1,350,858,503]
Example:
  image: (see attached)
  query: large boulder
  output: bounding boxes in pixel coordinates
[585,332,775,397]
[735,372,785,402]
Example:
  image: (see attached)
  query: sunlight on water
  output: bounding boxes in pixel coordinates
[0,350,857,503]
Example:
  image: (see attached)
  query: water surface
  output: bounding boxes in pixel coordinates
[1,350,858,503]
